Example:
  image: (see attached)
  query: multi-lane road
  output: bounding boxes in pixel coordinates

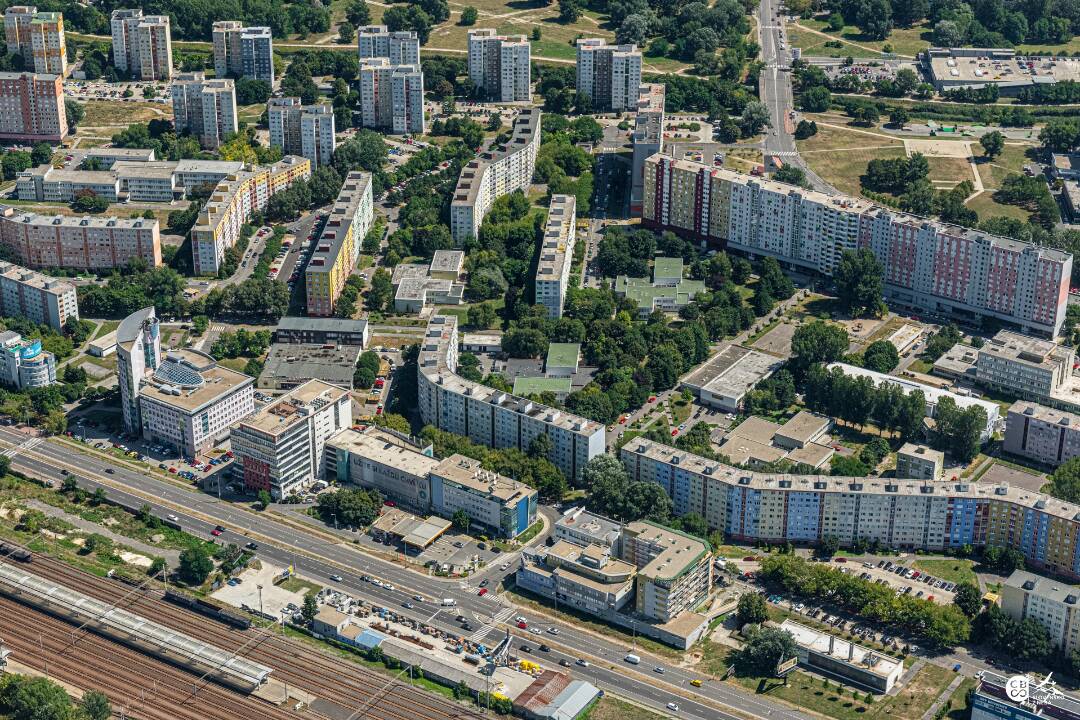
[0,426,818,720]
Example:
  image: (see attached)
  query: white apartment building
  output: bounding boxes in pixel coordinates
[575,38,641,111]
[417,313,605,482]
[0,205,160,272]
[895,443,944,481]
[110,10,172,80]
[269,98,336,167]
[535,194,576,319]
[0,260,77,331]
[467,29,531,102]
[231,379,352,500]
[1002,569,1080,653]
[171,73,238,149]
[5,7,66,76]
[137,349,254,458]
[212,20,244,77]
[0,71,65,142]
[357,25,420,65]
[16,165,119,202]
[0,330,54,389]
[358,58,424,135]
[450,108,540,243]
[622,520,712,624]
[642,154,1074,338]
[976,331,1076,402]
[212,22,273,82]
[116,307,160,435]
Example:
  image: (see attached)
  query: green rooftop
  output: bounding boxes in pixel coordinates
[614,276,706,312]
[652,256,684,282]
[513,376,573,397]
[545,342,580,370]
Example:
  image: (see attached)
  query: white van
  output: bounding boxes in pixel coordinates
[624,654,641,665]
[441,598,457,607]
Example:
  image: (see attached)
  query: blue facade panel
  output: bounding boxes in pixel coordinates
[785,492,820,542]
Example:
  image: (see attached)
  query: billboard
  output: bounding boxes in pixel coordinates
[776,656,798,676]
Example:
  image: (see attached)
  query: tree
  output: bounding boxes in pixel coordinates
[178,545,214,585]
[0,676,76,720]
[834,249,886,317]
[953,581,982,618]
[1040,119,1080,154]
[338,22,356,44]
[801,86,831,112]
[932,396,986,464]
[816,535,840,558]
[792,320,849,366]
[737,591,769,627]
[739,101,771,137]
[30,142,52,165]
[346,0,372,26]
[774,166,809,189]
[72,192,109,213]
[257,489,271,509]
[1047,457,1080,503]
[862,340,899,373]
[932,19,964,47]
[383,5,433,43]
[558,0,582,22]
[0,455,10,477]
[452,508,470,531]
[889,107,910,128]
[302,593,319,623]
[980,130,1005,159]
[617,14,650,45]
[732,625,798,675]
[460,6,478,25]
[81,691,112,720]
[367,267,393,311]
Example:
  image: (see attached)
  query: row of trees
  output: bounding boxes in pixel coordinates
[0,673,111,720]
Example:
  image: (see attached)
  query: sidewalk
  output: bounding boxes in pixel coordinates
[920,673,965,720]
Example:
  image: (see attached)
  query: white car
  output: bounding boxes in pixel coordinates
[576,659,590,667]
[530,628,542,635]
[330,574,343,582]
[548,627,560,635]
[384,584,395,591]
[667,703,680,712]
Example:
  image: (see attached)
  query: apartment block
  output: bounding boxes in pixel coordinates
[0,260,77,331]
[895,443,944,481]
[356,25,420,65]
[212,22,273,82]
[535,194,576,319]
[269,98,336,167]
[116,307,160,436]
[622,521,712,624]
[231,379,352,500]
[5,7,66,76]
[450,108,540,243]
[417,313,605,482]
[1001,569,1080,653]
[305,171,373,316]
[1004,400,1080,466]
[191,155,311,275]
[16,165,119,202]
[975,331,1079,410]
[0,330,54,389]
[0,205,160,272]
[0,71,65,142]
[467,29,531,102]
[641,154,1073,338]
[110,10,172,80]
[171,73,238,149]
[575,39,640,111]
[358,58,424,135]
[631,84,665,214]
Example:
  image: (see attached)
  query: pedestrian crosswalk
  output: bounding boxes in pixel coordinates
[2,437,43,458]
[466,606,515,642]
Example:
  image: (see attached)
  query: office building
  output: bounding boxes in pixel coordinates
[273,317,370,347]
[231,380,352,500]
[977,331,1075,400]
[0,331,54,389]
[0,261,77,331]
[467,29,531,102]
[358,58,424,135]
[972,671,1080,720]
[0,71,65,142]
[137,349,254,457]
[171,73,238,149]
[0,205,160,272]
[116,307,161,435]
[429,250,465,280]
[430,455,538,538]
[1004,400,1080,466]
[575,39,640,111]
[306,171,373,316]
[535,194,576,319]
[642,155,1073,338]
[781,619,904,692]
[1001,569,1080,653]
[895,443,944,481]
[922,47,1080,96]
[269,98,336,167]
[5,7,65,76]
[110,10,172,80]
[621,520,712,623]
[631,83,665,214]
[450,108,541,243]
[417,313,604,482]
[257,342,361,391]
[191,155,311,275]
[554,507,621,549]
[16,164,119,202]
[327,427,438,513]
[212,21,273,82]
[517,540,636,617]
[356,25,420,65]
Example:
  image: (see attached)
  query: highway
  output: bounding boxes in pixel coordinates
[756,0,837,195]
[0,426,816,720]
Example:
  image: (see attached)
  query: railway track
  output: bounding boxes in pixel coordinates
[22,556,487,720]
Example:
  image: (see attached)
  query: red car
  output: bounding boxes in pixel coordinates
[671,429,679,437]
[478,588,488,596]
[517,621,527,629]
[211,529,222,536]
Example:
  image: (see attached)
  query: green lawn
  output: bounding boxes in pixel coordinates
[796,119,907,197]
[279,577,323,595]
[92,320,119,340]
[912,558,977,585]
[580,696,667,720]
[965,191,1032,224]
[794,18,932,58]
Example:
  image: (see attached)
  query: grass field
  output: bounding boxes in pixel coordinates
[82,100,172,126]
[580,696,667,720]
[925,156,974,189]
[794,18,932,58]
[975,143,1037,190]
[912,558,977,585]
[796,118,908,197]
[965,191,1032,223]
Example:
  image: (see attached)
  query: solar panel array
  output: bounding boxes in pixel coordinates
[0,563,272,687]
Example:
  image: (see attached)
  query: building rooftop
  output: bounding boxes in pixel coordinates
[786,443,835,468]
[275,316,368,337]
[555,507,621,547]
[924,47,1080,85]
[0,261,74,296]
[112,161,179,180]
[775,411,831,446]
[653,256,683,280]
[682,344,783,400]
[327,427,440,478]
[536,194,576,283]
[429,249,464,275]
[624,520,710,582]
[1054,153,1080,174]
[395,277,460,304]
[545,343,580,370]
[87,147,156,162]
[1005,568,1080,604]
[614,275,705,311]
[315,606,347,627]
[728,416,783,446]
[0,205,159,233]
[979,330,1073,370]
[933,343,979,380]
[391,263,429,286]
[307,172,371,277]
[1008,399,1080,427]
[781,619,902,679]
[719,436,786,466]
[259,343,362,387]
[898,442,944,465]
[173,160,246,177]
[431,454,534,503]
[236,379,348,437]
[194,157,309,241]
[451,109,541,208]
[512,376,572,397]
[141,349,253,414]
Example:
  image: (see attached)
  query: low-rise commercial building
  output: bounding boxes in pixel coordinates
[545,343,580,378]
[231,380,352,499]
[430,454,537,538]
[0,205,160,271]
[16,165,119,202]
[781,619,904,692]
[1001,569,1080,653]
[1004,400,1080,466]
[305,171,373,316]
[273,317,370,347]
[450,109,541,243]
[681,344,783,412]
[0,331,54,389]
[418,313,605,482]
[517,540,636,617]
[327,427,438,513]
[972,671,1080,720]
[429,249,464,280]
[922,47,1080,95]
[614,257,705,316]
[554,507,621,549]
[390,261,464,313]
[622,520,712,624]
[257,343,362,391]
[0,260,77,331]
[0,71,66,142]
[895,443,944,481]
[535,194,576,319]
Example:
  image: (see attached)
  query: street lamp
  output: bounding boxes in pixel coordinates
[257,584,264,614]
